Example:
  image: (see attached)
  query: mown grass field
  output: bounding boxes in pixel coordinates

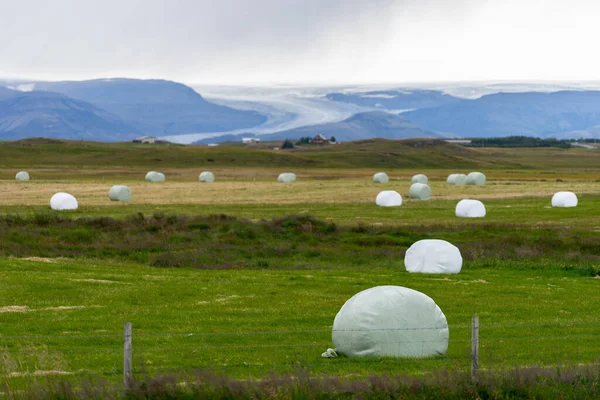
[0,139,599,398]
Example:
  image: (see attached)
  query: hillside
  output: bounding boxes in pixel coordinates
[1,137,597,171]
[0,88,138,141]
[326,89,461,110]
[27,79,267,136]
[403,91,600,138]
[197,111,443,144]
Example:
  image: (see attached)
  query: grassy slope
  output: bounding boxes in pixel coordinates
[1,138,599,172]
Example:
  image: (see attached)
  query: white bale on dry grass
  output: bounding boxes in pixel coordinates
[15,171,30,181]
[50,192,78,211]
[551,191,578,208]
[145,171,165,182]
[108,185,131,202]
[277,172,296,183]
[376,190,402,207]
[411,174,428,184]
[455,199,486,218]
[404,239,463,274]
[373,172,389,184]
[199,171,215,183]
[332,286,449,358]
[466,172,486,186]
[408,183,431,200]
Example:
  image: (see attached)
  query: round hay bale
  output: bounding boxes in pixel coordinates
[332,286,449,358]
[446,174,457,184]
[408,183,432,200]
[411,174,428,184]
[277,172,296,183]
[50,192,78,211]
[199,171,215,183]
[404,239,462,274]
[145,171,165,182]
[466,172,486,186]
[108,185,131,202]
[453,174,468,185]
[376,190,402,207]
[373,172,389,184]
[551,191,578,208]
[455,199,486,218]
[15,171,30,181]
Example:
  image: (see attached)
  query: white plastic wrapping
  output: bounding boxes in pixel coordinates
[466,172,486,186]
[373,172,389,184]
[332,286,449,358]
[404,239,462,274]
[108,185,131,202]
[408,183,431,200]
[446,174,467,185]
[15,171,30,181]
[376,190,402,207]
[277,172,296,183]
[50,192,78,211]
[551,191,578,208]
[411,174,428,184]
[455,199,486,218]
[199,171,215,182]
[145,171,166,182]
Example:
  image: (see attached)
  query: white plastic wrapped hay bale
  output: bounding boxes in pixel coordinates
[551,191,578,208]
[404,239,462,274]
[466,172,486,186]
[108,185,131,202]
[455,199,486,218]
[376,190,402,207]
[411,174,428,184]
[453,174,468,185]
[446,174,457,184]
[332,286,449,358]
[145,171,165,182]
[408,183,431,200]
[199,171,215,183]
[50,192,78,211]
[373,172,389,184]
[277,172,296,183]
[15,171,30,181]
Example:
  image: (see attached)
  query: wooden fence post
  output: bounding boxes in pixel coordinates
[471,316,479,382]
[124,322,132,389]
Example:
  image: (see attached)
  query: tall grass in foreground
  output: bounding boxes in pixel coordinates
[4,364,600,399]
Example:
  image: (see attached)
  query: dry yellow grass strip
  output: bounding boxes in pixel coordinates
[0,179,597,206]
[0,306,30,313]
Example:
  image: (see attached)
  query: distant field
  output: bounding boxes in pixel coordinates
[0,138,599,394]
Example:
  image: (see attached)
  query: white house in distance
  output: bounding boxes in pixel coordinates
[242,138,261,144]
[133,136,156,144]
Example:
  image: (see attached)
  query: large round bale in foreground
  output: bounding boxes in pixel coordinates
[332,286,449,358]
[277,172,296,183]
[408,183,431,200]
[50,192,78,211]
[145,171,165,182]
[15,171,30,181]
[551,191,578,208]
[373,172,389,184]
[108,185,131,202]
[466,172,486,186]
[199,171,215,183]
[455,199,486,218]
[404,239,462,274]
[376,190,402,207]
[411,174,428,184]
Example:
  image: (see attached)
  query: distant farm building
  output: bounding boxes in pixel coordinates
[310,134,331,144]
[242,138,261,144]
[444,139,472,145]
[132,136,170,144]
[207,143,219,147]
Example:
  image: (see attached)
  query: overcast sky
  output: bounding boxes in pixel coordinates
[1,0,599,85]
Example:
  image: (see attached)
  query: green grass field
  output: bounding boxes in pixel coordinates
[0,139,599,398]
